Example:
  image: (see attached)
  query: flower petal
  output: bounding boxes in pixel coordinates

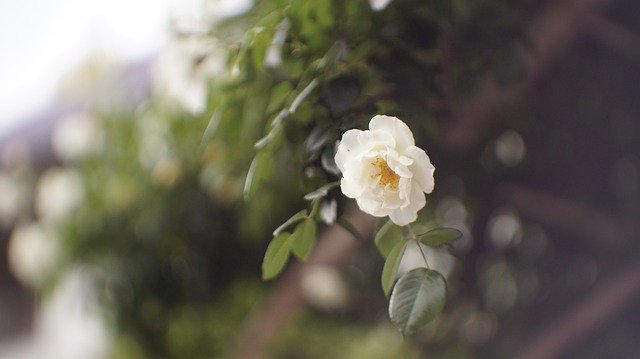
[369,115,415,149]
[406,146,435,193]
[335,129,363,173]
[340,176,363,198]
[357,196,385,216]
[389,185,426,225]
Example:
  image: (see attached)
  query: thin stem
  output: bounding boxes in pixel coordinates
[416,241,431,269]
[309,198,322,219]
[406,225,430,268]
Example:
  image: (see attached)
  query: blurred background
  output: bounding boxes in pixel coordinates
[0,0,638,358]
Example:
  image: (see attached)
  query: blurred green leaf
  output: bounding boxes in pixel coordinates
[262,232,293,280]
[290,79,318,113]
[418,228,462,248]
[273,209,309,236]
[243,151,274,200]
[305,126,334,154]
[320,143,340,175]
[255,110,288,150]
[304,181,340,201]
[291,218,317,260]
[267,82,293,114]
[375,219,404,257]
[389,268,446,336]
[382,240,408,296]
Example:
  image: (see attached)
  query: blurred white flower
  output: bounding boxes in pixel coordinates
[494,129,526,166]
[319,199,337,225]
[369,0,394,11]
[301,265,348,311]
[35,168,84,225]
[334,115,435,226]
[265,19,290,68]
[8,222,59,288]
[0,269,110,359]
[153,36,226,115]
[52,112,102,162]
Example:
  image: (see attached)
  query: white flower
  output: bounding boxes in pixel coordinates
[8,222,59,288]
[35,168,84,225]
[52,112,102,162]
[369,0,394,11]
[152,36,226,115]
[334,115,435,226]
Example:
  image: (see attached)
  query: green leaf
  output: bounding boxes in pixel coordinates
[382,240,408,296]
[418,228,462,248]
[273,209,308,236]
[255,109,288,150]
[321,143,340,176]
[290,79,318,113]
[262,232,293,280]
[375,219,403,257]
[303,181,340,201]
[267,82,292,114]
[243,151,274,200]
[389,268,446,337]
[291,219,317,260]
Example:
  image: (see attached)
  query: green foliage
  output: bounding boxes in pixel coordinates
[36,0,538,355]
[273,209,308,236]
[291,218,317,260]
[375,219,404,257]
[418,227,463,247]
[389,268,446,337]
[381,240,408,296]
[262,232,293,280]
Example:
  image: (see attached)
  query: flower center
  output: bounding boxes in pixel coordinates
[372,157,400,190]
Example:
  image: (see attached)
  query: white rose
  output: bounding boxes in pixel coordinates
[334,115,435,226]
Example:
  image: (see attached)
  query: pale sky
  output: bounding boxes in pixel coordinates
[0,0,251,135]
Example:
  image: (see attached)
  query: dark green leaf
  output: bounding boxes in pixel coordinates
[382,240,408,296]
[303,181,340,201]
[262,232,293,280]
[321,143,340,175]
[418,228,462,248]
[267,82,293,114]
[254,110,288,150]
[305,126,334,154]
[389,268,446,336]
[375,219,403,257]
[273,209,308,236]
[290,79,318,113]
[291,219,317,260]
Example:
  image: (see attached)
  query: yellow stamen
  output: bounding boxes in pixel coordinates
[372,157,400,189]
